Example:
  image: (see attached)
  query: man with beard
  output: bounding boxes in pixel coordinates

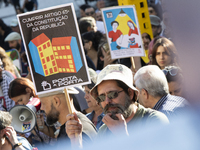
[65,64,169,147]
[39,87,97,149]
[4,32,28,77]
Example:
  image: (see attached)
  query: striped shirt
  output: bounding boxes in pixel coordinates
[153,94,189,120]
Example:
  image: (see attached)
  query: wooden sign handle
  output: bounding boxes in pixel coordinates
[130,57,136,72]
[64,88,72,114]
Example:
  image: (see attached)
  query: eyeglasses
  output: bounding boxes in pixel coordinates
[163,68,178,76]
[86,11,95,16]
[96,90,123,103]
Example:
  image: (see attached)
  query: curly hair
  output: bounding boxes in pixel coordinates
[0,47,16,75]
[0,111,12,131]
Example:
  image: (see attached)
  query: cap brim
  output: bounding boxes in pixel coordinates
[90,72,138,99]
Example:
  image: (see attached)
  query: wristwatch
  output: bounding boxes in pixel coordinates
[12,143,22,150]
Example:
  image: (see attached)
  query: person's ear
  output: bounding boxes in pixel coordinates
[25,87,32,94]
[87,26,92,32]
[142,89,149,99]
[53,96,61,108]
[128,88,134,100]
[88,41,93,48]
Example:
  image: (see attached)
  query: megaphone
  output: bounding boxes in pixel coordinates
[9,97,41,133]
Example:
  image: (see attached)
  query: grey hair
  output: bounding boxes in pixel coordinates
[134,65,169,98]
[0,111,12,130]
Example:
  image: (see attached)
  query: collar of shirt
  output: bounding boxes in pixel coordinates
[153,94,168,110]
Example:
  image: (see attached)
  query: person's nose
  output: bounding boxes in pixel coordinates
[84,93,89,99]
[104,96,111,104]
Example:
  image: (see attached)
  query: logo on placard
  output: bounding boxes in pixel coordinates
[106,12,113,18]
[41,81,51,90]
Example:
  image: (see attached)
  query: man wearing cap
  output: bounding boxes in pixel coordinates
[134,65,189,121]
[39,88,97,149]
[150,15,162,38]
[65,64,169,147]
[5,32,28,77]
[10,19,20,34]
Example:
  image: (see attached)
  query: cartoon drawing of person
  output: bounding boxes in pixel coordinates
[127,20,139,48]
[108,21,123,50]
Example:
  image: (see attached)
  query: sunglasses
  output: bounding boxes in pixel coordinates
[96,90,123,103]
[86,11,95,16]
[163,68,178,76]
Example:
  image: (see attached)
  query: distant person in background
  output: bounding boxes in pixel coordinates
[3,0,9,7]
[150,15,162,38]
[22,0,38,12]
[151,37,179,69]
[141,33,151,66]
[5,32,28,77]
[162,66,185,98]
[82,31,104,69]
[11,0,21,14]
[79,4,90,18]
[84,68,104,130]
[9,19,20,34]
[96,0,105,12]
[85,5,105,34]
[79,16,97,34]
[0,58,15,112]
[148,3,163,21]
[97,41,118,70]
[95,10,103,21]
[0,19,12,50]
[0,47,20,78]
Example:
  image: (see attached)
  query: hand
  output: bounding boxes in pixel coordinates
[102,50,116,67]
[102,113,129,136]
[65,113,82,148]
[4,126,19,146]
[36,113,45,131]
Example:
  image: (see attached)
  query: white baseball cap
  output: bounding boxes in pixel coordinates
[5,32,21,42]
[90,64,138,99]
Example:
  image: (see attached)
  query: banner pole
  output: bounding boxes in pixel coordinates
[130,57,136,72]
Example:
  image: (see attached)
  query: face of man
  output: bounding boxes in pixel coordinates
[148,7,157,16]
[85,8,96,18]
[97,80,133,120]
[40,97,60,126]
[142,33,151,50]
[8,40,20,50]
[96,11,102,21]
[152,25,161,38]
[80,9,86,17]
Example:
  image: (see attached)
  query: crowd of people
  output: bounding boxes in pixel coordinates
[0,0,192,149]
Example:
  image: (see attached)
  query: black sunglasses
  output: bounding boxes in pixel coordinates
[96,90,123,103]
[86,11,95,16]
[163,68,178,76]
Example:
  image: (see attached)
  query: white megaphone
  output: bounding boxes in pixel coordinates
[9,97,41,133]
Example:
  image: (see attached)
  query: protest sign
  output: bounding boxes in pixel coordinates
[102,5,145,60]
[17,3,90,96]
[6,49,21,74]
